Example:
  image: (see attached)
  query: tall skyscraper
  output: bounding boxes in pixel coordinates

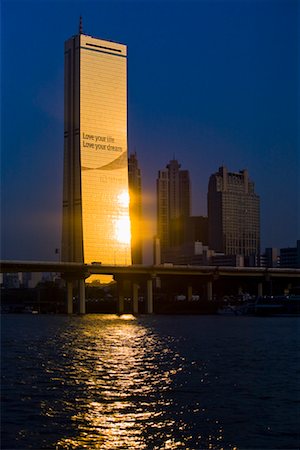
[128,152,143,264]
[156,159,191,261]
[208,166,260,257]
[62,24,131,267]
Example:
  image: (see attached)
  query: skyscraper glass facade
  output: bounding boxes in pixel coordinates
[62,33,131,266]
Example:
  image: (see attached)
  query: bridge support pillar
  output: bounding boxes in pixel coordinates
[78,279,86,314]
[207,280,213,301]
[146,279,153,314]
[187,285,193,301]
[258,282,263,297]
[66,280,73,314]
[133,283,139,315]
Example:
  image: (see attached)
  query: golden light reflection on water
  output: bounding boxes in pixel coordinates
[118,313,136,320]
[55,315,183,449]
[52,316,235,450]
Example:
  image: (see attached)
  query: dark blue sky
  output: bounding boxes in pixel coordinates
[1,0,299,261]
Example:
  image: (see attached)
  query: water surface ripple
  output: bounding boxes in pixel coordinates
[1,314,299,449]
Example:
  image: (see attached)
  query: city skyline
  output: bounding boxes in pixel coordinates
[1,0,298,262]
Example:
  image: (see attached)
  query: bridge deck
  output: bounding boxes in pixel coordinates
[1,260,299,279]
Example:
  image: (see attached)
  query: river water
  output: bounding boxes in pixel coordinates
[1,314,299,449]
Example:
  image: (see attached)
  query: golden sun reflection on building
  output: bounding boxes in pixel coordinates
[115,191,131,245]
[117,190,130,208]
[62,32,132,268]
[114,216,131,245]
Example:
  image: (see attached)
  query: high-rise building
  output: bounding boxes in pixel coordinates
[156,159,191,261]
[62,24,131,267]
[208,166,260,257]
[128,152,143,264]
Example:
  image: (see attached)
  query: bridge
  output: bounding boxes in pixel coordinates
[1,260,299,314]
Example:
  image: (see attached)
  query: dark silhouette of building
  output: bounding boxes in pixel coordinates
[184,216,208,245]
[280,240,300,268]
[156,159,191,262]
[260,248,279,267]
[208,166,260,258]
[128,152,143,264]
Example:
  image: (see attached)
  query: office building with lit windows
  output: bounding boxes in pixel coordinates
[208,166,260,258]
[62,25,131,267]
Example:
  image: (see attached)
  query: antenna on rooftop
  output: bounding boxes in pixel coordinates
[79,16,83,34]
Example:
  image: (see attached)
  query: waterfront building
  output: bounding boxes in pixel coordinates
[62,23,131,267]
[280,240,300,268]
[156,159,191,262]
[2,273,22,289]
[210,253,244,267]
[159,216,208,265]
[128,152,143,264]
[260,248,279,268]
[208,166,260,258]
[2,272,45,289]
